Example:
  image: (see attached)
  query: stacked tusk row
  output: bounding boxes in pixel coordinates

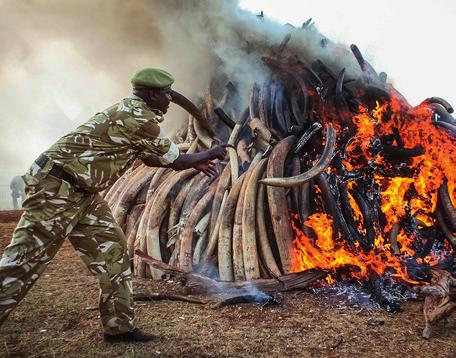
[104,36,456,281]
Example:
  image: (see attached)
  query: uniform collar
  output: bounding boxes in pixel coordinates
[128,95,165,122]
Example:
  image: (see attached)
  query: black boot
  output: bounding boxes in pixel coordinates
[104,328,155,343]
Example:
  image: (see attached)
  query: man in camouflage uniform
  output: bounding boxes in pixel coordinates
[10,176,26,210]
[0,68,226,342]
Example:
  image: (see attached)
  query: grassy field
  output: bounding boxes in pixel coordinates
[0,210,455,357]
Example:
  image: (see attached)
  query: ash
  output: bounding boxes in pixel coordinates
[312,273,417,313]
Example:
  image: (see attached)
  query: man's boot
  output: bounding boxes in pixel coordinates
[104,328,155,343]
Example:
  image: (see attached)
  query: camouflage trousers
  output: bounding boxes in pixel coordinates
[0,160,134,335]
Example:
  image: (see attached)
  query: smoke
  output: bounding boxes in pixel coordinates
[0,0,360,187]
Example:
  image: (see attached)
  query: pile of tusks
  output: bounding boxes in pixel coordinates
[103,34,456,282]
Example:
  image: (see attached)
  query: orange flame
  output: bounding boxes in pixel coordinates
[292,94,455,284]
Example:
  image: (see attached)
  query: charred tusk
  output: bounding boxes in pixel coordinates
[438,182,456,231]
[421,97,454,114]
[428,103,456,125]
[294,122,322,154]
[436,210,456,249]
[381,144,424,159]
[214,107,236,129]
[336,68,345,98]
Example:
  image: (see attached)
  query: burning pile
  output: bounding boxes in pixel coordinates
[103,29,455,291]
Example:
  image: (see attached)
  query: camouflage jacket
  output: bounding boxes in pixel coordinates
[43,95,179,192]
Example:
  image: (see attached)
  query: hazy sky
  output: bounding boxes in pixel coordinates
[240,0,456,108]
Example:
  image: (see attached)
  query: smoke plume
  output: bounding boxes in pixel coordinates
[0,0,361,187]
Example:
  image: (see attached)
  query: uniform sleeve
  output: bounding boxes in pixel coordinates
[132,120,180,165]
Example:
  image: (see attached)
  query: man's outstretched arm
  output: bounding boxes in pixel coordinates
[142,145,228,177]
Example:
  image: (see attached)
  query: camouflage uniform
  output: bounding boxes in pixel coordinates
[0,95,179,334]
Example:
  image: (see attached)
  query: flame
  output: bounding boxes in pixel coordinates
[325,274,335,285]
[293,94,454,284]
[379,176,414,231]
[344,107,376,168]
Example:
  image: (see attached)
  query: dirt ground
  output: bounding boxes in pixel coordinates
[0,210,455,358]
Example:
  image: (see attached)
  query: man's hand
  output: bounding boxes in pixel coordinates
[143,144,233,172]
[194,160,218,177]
[208,144,232,160]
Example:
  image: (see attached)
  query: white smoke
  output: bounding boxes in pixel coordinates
[0,0,365,189]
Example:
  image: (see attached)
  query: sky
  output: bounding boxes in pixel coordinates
[0,0,455,193]
[240,0,456,108]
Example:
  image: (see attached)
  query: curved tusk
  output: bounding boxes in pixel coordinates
[438,182,456,231]
[170,90,217,138]
[421,97,454,114]
[259,125,337,188]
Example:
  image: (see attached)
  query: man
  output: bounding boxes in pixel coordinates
[10,176,26,210]
[0,68,227,343]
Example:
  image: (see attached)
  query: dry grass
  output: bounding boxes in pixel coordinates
[0,210,455,357]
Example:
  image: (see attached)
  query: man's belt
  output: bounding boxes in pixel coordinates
[34,154,88,194]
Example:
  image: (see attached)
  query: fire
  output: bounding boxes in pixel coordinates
[292,93,455,284]
[344,107,376,167]
[379,176,414,231]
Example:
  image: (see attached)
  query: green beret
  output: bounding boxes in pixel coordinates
[131,68,174,89]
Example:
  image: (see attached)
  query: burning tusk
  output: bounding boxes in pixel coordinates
[261,57,309,117]
[434,120,456,136]
[428,103,456,125]
[336,68,345,98]
[381,144,424,159]
[260,124,337,188]
[294,122,322,154]
[438,182,456,231]
[349,187,375,251]
[421,97,454,114]
[436,210,456,249]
